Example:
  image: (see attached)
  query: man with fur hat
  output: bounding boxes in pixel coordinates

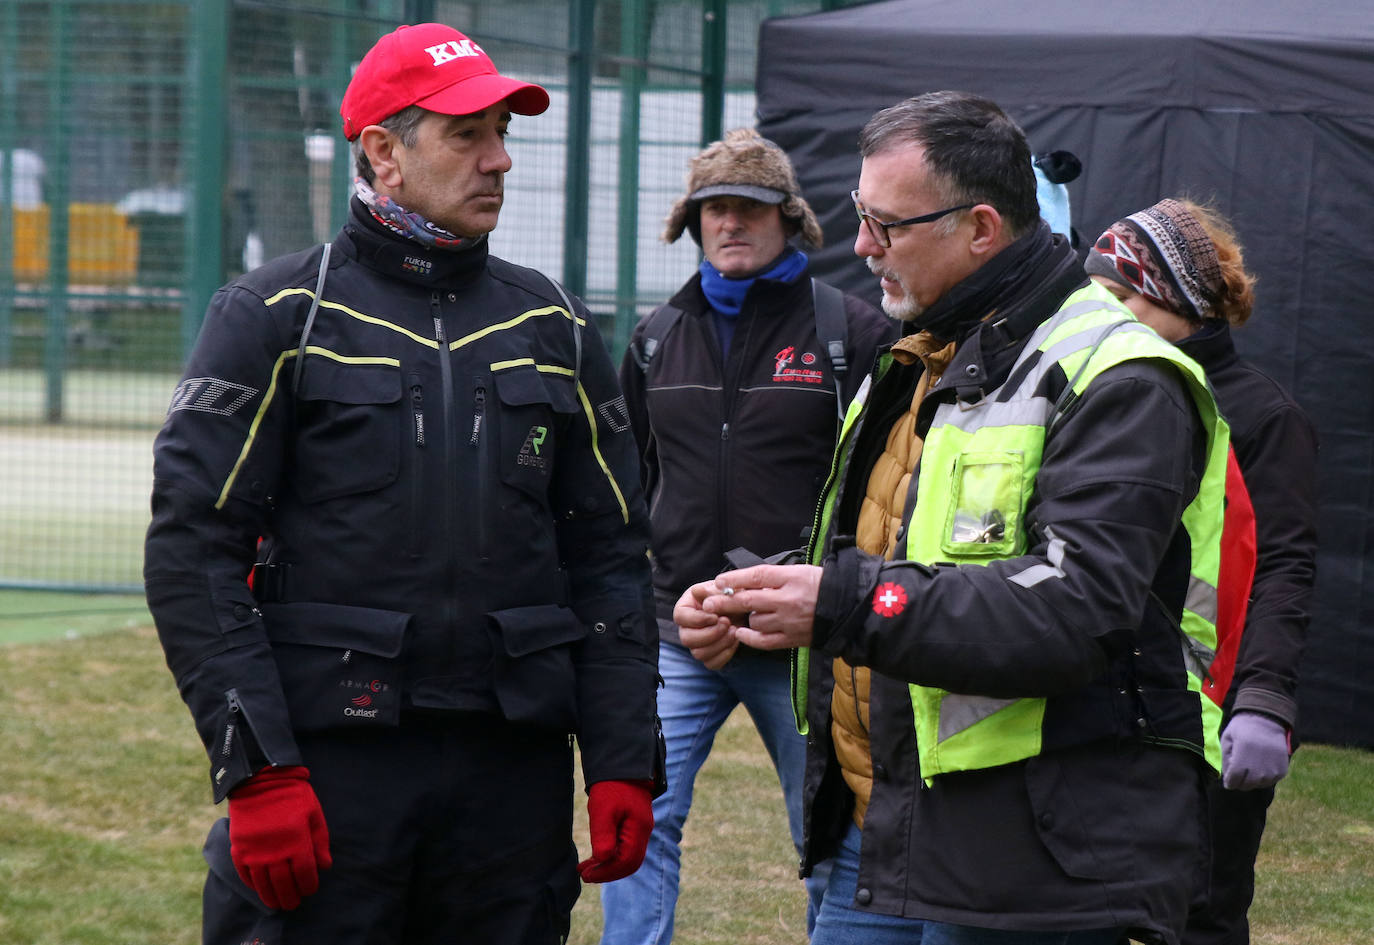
[601,128,891,945]
[145,22,662,945]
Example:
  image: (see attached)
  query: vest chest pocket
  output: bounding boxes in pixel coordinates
[941,450,1025,557]
[294,359,402,503]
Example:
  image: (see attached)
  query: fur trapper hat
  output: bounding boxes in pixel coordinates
[662,128,823,248]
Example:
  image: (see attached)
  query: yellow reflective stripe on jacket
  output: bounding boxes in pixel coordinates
[215,347,401,509]
[491,358,628,524]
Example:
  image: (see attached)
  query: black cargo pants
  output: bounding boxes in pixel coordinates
[202,715,581,945]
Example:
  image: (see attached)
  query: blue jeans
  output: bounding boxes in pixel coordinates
[811,822,1126,945]
[599,641,824,944]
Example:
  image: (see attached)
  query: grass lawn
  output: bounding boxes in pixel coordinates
[0,623,1369,945]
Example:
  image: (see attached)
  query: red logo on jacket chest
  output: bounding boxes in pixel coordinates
[772,345,824,385]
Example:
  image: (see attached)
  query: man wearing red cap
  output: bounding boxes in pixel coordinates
[145,23,662,945]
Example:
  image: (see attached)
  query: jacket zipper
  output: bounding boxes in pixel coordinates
[471,377,489,558]
[219,687,275,788]
[409,371,425,558]
[716,308,755,561]
[433,293,458,634]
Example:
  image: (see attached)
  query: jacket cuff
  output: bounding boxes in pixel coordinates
[1230,686,1297,730]
[813,541,878,652]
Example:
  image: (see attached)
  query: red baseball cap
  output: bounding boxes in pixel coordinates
[340,23,550,141]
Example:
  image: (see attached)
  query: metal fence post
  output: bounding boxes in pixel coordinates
[562,0,595,298]
[0,0,16,368]
[700,0,727,147]
[185,0,229,359]
[612,0,647,355]
[44,0,72,423]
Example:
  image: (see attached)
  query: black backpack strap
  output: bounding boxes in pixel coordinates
[291,242,333,396]
[811,278,849,417]
[541,273,583,391]
[630,303,687,373]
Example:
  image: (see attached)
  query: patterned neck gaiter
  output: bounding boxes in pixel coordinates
[353,177,485,251]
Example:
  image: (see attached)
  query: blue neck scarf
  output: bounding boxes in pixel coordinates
[699,248,809,318]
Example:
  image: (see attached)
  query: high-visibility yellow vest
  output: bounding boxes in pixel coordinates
[795,282,1227,777]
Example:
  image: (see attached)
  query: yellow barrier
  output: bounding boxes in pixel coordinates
[8,203,140,284]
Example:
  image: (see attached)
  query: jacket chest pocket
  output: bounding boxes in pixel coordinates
[294,359,403,503]
[493,366,579,501]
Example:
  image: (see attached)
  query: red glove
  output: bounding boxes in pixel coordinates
[227,766,332,910]
[577,779,654,883]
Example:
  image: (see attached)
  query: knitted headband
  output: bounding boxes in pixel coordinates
[1085,198,1222,319]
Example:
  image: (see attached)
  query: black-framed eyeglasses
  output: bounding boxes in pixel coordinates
[851,189,974,248]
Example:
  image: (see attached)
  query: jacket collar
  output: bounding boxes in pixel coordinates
[1174,319,1236,374]
[336,197,490,288]
[925,233,1088,405]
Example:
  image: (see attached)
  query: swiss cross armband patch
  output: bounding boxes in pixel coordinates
[872,582,908,618]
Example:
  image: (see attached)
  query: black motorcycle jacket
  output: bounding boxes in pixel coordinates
[145,200,660,801]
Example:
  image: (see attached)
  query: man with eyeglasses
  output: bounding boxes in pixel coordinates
[676,91,1229,945]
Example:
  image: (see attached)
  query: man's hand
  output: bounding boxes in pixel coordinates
[699,564,822,651]
[674,582,739,669]
[1221,711,1292,790]
[227,765,332,910]
[578,780,655,883]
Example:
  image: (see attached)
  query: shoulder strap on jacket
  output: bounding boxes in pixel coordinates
[291,242,333,396]
[811,278,849,417]
[541,273,583,391]
[630,303,686,373]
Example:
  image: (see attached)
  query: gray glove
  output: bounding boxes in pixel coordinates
[1220,710,1291,790]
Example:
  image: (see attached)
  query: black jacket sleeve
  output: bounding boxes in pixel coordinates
[617,313,656,493]
[143,282,305,800]
[813,358,1205,698]
[556,302,662,790]
[1230,398,1318,727]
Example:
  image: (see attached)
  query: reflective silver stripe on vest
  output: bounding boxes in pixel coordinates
[1181,635,1217,682]
[1006,304,1153,413]
[1007,529,1067,588]
[932,396,1056,435]
[1181,574,1220,682]
[1186,574,1218,625]
[1038,315,1154,379]
[938,693,1021,744]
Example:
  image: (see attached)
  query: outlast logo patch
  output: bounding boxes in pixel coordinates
[339,678,388,719]
[772,345,825,385]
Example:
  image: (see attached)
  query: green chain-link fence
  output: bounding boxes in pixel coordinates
[0,0,857,592]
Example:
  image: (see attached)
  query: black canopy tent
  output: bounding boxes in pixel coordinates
[756,0,1374,747]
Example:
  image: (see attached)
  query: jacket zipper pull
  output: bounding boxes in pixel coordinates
[721,421,730,441]
[471,384,486,445]
[410,377,425,447]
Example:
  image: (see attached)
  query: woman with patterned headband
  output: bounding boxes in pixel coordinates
[1087,198,1318,945]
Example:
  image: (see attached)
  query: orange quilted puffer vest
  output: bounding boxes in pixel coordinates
[831,332,953,827]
